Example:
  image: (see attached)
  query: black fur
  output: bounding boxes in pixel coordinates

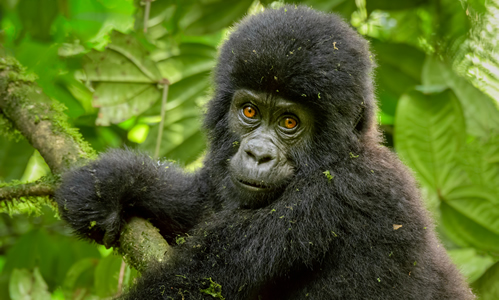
[56,6,473,299]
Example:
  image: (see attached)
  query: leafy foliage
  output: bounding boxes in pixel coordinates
[1,0,499,299]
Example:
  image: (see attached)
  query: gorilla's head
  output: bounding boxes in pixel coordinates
[204,5,377,208]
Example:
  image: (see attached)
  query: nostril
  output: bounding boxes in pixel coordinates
[259,156,273,164]
[245,149,274,165]
[245,150,256,160]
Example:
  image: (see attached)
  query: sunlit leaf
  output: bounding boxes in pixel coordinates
[394,89,467,192]
[9,268,51,300]
[140,72,210,164]
[447,248,495,282]
[422,56,499,138]
[82,31,163,125]
[128,123,150,144]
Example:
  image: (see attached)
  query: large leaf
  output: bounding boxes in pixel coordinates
[182,0,254,35]
[441,202,499,251]
[372,41,425,117]
[394,89,467,192]
[82,31,163,125]
[140,72,210,164]
[67,0,135,44]
[443,186,499,251]
[472,261,499,300]
[422,56,499,138]
[447,248,495,283]
[156,43,217,85]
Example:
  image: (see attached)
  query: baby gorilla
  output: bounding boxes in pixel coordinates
[56,5,474,300]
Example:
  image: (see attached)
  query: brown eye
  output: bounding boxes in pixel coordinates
[281,117,298,129]
[243,106,257,118]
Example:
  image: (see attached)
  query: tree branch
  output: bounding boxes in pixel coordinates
[0,57,94,173]
[0,57,170,271]
[0,178,55,202]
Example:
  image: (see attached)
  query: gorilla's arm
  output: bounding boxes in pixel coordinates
[55,149,210,246]
[122,175,346,299]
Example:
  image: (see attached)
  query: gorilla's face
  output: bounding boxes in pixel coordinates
[227,89,313,207]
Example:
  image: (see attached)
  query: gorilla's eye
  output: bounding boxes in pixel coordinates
[280,117,298,130]
[243,105,257,118]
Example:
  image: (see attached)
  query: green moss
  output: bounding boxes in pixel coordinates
[323,170,334,181]
[0,113,24,141]
[48,101,96,161]
[200,278,225,300]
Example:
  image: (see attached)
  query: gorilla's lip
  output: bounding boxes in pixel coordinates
[233,177,273,191]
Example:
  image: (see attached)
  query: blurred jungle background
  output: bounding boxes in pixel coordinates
[0,0,498,299]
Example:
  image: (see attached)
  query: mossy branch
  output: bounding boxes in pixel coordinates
[0,56,170,271]
[0,57,95,173]
[0,177,56,202]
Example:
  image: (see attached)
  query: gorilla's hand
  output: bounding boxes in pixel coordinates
[56,149,166,246]
[55,149,205,246]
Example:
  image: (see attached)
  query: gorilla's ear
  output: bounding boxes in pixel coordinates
[353,104,366,135]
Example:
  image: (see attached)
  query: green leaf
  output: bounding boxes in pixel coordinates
[68,0,134,44]
[443,186,499,251]
[183,0,253,35]
[94,255,122,297]
[62,258,98,299]
[9,268,51,300]
[441,202,499,251]
[156,44,216,85]
[447,248,495,283]
[458,136,499,190]
[140,72,210,164]
[422,56,499,138]
[394,89,467,192]
[82,32,163,125]
[372,41,425,116]
[286,0,357,19]
[366,0,429,13]
[93,83,161,125]
[471,261,499,300]
[83,33,161,83]
[2,230,57,286]
[17,0,58,41]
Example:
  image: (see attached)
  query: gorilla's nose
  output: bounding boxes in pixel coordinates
[244,138,277,165]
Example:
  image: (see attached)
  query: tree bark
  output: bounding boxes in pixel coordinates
[0,56,170,271]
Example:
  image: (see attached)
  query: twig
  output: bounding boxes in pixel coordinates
[154,78,170,159]
[143,0,152,33]
[117,259,127,296]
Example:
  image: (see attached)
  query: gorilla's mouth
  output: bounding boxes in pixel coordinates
[234,177,272,191]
